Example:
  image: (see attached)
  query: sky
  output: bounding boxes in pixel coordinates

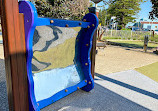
[96,0,154,21]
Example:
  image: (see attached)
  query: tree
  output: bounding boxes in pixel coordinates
[149,0,158,19]
[97,0,113,26]
[107,0,142,29]
[31,0,90,20]
[99,8,107,26]
[103,0,113,5]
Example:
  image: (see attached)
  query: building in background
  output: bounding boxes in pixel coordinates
[140,18,158,30]
[127,18,158,31]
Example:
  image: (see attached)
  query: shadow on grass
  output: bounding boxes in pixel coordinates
[107,41,156,49]
[95,73,158,100]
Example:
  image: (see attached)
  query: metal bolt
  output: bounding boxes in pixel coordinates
[85,63,88,66]
[79,22,82,25]
[27,20,29,22]
[83,19,86,22]
[86,44,89,46]
[50,20,54,23]
[77,87,80,89]
[85,80,87,82]
[89,81,92,84]
[65,89,68,92]
[65,24,69,27]
[87,26,90,29]
[92,24,95,27]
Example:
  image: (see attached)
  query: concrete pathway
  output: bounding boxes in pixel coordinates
[95,70,158,111]
[0,59,9,111]
[42,84,150,111]
[43,70,158,111]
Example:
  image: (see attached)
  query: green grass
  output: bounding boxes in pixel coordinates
[109,40,158,49]
[102,35,158,43]
[102,36,122,40]
[135,62,158,82]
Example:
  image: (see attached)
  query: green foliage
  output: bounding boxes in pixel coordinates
[117,25,123,30]
[31,0,90,20]
[102,30,158,42]
[102,36,122,40]
[149,0,158,19]
[103,35,158,42]
[98,8,107,26]
[107,0,142,29]
[121,28,131,30]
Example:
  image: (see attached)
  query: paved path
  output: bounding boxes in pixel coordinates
[0,59,9,111]
[95,70,158,111]
[43,70,158,111]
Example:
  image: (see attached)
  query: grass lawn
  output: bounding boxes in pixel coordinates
[109,40,158,49]
[135,62,158,82]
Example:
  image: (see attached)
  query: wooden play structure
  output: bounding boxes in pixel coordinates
[0,0,99,111]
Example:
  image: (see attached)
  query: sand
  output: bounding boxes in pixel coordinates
[95,45,158,75]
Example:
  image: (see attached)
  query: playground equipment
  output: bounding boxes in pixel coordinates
[0,0,98,110]
[19,1,98,110]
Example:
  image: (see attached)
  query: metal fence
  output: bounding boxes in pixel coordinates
[102,30,154,40]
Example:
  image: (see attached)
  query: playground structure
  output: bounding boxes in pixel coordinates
[0,0,98,111]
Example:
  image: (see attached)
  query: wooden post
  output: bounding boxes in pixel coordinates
[89,7,97,78]
[144,35,149,53]
[153,30,154,37]
[0,0,29,111]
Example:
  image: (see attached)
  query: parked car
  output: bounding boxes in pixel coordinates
[132,27,141,31]
[142,28,150,31]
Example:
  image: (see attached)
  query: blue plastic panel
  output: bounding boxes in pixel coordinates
[19,1,99,111]
[32,26,85,102]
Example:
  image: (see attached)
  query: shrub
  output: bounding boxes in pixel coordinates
[31,0,89,20]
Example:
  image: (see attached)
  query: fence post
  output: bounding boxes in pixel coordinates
[131,30,133,40]
[111,29,112,37]
[0,0,29,110]
[144,35,149,52]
